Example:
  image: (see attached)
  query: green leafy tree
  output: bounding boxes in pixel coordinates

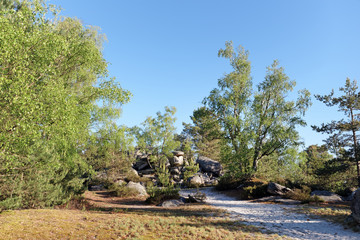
[251,61,311,171]
[204,42,253,175]
[204,41,311,177]
[84,123,135,175]
[133,106,180,186]
[0,0,130,208]
[312,78,360,186]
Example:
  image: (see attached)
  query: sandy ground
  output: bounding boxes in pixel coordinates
[180,188,360,240]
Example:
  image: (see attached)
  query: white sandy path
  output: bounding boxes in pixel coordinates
[180,188,360,240]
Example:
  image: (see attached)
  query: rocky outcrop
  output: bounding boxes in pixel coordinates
[131,151,221,188]
[170,151,185,166]
[196,156,222,177]
[267,182,292,196]
[351,188,360,224]
[311,190,343,202]
[188,173,205,187]
[126,181,147,196]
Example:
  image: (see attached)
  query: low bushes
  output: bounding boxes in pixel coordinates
[216,175,269,200]
[146,185,180,205]
[285,186,323,203]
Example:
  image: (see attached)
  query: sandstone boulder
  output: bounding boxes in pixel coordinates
[126,181,147,196]
[311,190,343,202]
[188,174,205,187]
[196,156,222,177]
[170,155,184,166]
[351,188,360,224]
[159,199,184,207]
[267,182,292,196]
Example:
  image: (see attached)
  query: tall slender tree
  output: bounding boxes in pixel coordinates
[312,78,360,186]
[204,41,311,176]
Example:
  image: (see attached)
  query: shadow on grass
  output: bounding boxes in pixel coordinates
[82,191,269,235]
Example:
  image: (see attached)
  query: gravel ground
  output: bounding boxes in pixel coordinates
[180,187,360,240]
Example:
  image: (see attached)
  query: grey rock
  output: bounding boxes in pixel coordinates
[115,180,126,186]
[133,160,150,171]
[172,174,181,182]
[95,171,108,180]
[172,151,184,156]
[170,167,181,175]
[274,198,302,205]
[196,156,222,176]
[188,191,207,203]
[138,168,155,175]
[267,182,293,196]
[170,155,184,166]
[311,190,343,202]
[254,196,283,202]
[90,185,105,191]
[126,181,147,196]
[129,168,139,176]
[159,199,184,207]
[351,188,360,224]
[188,174,205,187]
[179,197,187,203]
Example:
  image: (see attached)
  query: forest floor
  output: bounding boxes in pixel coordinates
[0,188,359,239]
[0,190,283,240]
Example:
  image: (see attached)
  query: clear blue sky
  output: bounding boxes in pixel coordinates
[50,0,360,148]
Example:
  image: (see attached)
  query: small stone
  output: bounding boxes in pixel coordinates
[159,200,184,207]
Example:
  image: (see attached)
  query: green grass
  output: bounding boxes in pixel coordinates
[0,205,287,239]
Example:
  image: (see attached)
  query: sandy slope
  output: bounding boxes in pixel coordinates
[180,188,360,240]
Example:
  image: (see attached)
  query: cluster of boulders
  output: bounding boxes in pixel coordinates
[132,151,222,187]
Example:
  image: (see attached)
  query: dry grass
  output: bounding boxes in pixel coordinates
[0,191,288,240]
[287,202,359,231]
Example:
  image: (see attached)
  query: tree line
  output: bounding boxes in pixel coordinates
[1,0,359,209]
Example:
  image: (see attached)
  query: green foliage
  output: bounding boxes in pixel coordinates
[256,147,305,184]
[133,106,180,173]
[146,185,180,205]
[182,107,222,161]
[216,174,244,191]
[0,0,130,209]
[312,78,360,187]
[216,176,268,199]
[183,158,200,183]
[286,186,324,203]
[83,123,135,176]
[134,106,180,160]
[204,42,311,177]
[156,166,172,187]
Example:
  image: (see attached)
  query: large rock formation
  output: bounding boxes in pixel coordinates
[351,188,360,224]
[131,151,221,187]
[196,156,222,177]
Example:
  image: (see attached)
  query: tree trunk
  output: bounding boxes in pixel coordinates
[352,129,360,187]
[350,108,360,187]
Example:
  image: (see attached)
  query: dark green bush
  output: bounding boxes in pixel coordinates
[146,185,180,205]
[216,174,243,190]
[286,186,324,203]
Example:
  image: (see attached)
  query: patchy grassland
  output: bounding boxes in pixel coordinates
[0,191,287,240]
[288,202,360,231]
